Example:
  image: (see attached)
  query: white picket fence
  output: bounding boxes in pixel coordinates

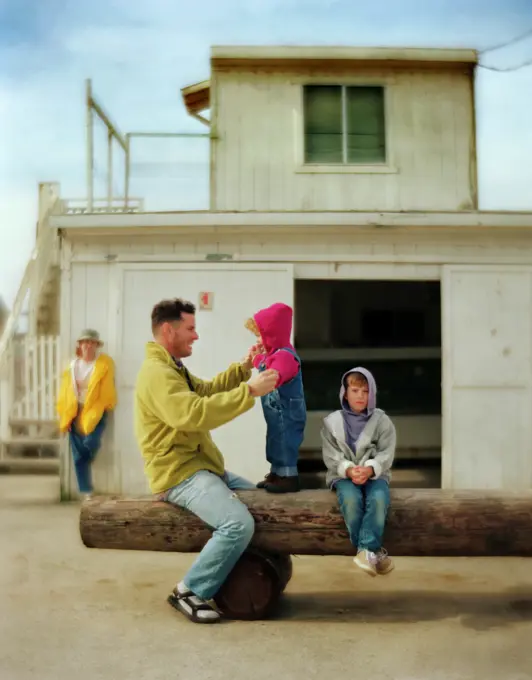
[0,335,61,465]
[11,335,62,422]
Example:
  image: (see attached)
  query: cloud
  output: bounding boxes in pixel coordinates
[1,0,532,304]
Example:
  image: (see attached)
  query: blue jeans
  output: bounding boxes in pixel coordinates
[69,413,107,494]
[262,394,306,476]
[259,348,306,477]
[166,470,255,600]
[335,477,390,552]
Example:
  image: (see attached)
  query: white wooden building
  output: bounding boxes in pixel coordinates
[2,45,532,498]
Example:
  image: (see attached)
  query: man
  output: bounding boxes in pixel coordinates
[134,298,278,624]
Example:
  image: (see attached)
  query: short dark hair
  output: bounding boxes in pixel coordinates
[151,298,196,333]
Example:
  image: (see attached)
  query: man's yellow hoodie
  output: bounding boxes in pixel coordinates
[134,342,255,494]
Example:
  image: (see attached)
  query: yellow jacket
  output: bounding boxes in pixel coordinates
[134,342,255,494]
[57,353,117,435]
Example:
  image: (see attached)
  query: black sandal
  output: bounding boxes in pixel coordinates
[167,587,221,624]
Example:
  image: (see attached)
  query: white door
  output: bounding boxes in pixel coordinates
[442,265,532,489]
[110,263,294,495]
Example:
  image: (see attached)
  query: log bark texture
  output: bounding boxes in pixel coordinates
[80,489,532,557]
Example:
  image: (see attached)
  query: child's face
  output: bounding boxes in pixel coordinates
[345,379,369,413]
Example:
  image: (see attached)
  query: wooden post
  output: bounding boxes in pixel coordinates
[0,375,10,462]
[0,345,14,461]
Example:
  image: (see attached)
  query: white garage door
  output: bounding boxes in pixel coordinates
[442,265,532,489]
[111,263,294,495]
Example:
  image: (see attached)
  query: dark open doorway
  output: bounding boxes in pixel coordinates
[295,279,441,489]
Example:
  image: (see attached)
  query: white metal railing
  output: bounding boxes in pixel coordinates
[0,182,60,366]
[0,183,62,460]
[11,335,61,422]
[60,197,144,214]
[85,79,210,213]
[0,357,11,450]
[86,79,129,213]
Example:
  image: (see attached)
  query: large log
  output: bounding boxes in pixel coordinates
[80,489,532,557]
[213,551,293,620]
[166,550,293,620]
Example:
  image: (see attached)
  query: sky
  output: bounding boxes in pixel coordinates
[1,0,532,308]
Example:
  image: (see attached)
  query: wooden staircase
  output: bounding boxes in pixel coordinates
[0,183,62,471]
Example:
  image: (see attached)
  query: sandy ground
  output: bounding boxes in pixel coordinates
[1,475,531,680]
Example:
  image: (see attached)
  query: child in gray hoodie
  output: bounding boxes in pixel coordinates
[321,367,396,576]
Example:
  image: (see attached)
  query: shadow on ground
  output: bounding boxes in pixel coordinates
[276,586,532,630]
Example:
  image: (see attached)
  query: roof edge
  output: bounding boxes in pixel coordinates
[51,209,532,233]
[210,45,478,65]
[180,80,210,120]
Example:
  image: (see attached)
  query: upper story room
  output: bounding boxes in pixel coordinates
[183,45,478,213]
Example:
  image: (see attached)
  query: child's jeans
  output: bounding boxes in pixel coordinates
[261,391,306,476]
[259,347,306,477]
[335,477,390,552]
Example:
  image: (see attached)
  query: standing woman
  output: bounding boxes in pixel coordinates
[57,329,117,499]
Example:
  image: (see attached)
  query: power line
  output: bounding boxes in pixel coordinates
[479,26,532,54]
[479,56,532,73]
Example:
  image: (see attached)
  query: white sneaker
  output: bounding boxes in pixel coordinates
[354,549,378,577]
[375,548,395,575]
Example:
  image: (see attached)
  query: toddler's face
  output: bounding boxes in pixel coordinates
[345,380,369,413]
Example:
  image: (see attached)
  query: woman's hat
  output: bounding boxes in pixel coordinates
[76,328,103,346]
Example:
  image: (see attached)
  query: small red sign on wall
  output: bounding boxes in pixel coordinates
[199,291,213,310]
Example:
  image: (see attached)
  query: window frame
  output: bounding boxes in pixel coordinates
[296,81,397,175]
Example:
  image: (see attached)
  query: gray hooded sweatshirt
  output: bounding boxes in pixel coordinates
[321,366,396,488]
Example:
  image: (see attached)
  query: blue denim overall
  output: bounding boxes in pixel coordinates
[258,347,306,477]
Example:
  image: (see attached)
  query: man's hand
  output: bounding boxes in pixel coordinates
[348,465,374,485]
[248,369,279,397]
[241,343,265,371]
[241,351,254,372]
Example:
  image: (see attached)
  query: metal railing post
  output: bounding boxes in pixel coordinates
[125,133,130,210]
[107,129,113,209]
[86,79,94,213]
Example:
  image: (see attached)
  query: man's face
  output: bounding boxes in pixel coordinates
[163,313,199,359]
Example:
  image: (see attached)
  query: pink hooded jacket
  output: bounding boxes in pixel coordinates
[251,303,300,387]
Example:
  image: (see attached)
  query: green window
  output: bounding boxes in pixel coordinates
[304,85,386,164]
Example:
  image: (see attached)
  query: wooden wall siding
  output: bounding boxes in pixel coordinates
[61,262,118,499]
[211,67,476,212]
[68,230,532,267]
[442,266,532,489]
[60,238,532,495]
